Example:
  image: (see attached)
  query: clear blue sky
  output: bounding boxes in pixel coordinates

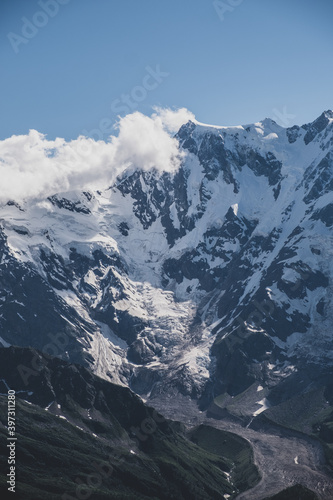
[1,0,333,140]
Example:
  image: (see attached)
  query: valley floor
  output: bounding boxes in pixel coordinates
[150,396,333,500]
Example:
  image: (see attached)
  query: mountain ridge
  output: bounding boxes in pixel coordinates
[0,345,259,499]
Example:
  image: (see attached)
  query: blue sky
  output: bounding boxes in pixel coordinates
[1,0,333,140]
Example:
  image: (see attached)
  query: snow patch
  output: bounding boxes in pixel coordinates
[253,398,271,416]
[231,203,238,216]
[0,337,10,347]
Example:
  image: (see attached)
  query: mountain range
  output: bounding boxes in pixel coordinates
[1,110,333,498]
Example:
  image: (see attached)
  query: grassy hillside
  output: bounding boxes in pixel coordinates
[0,346,260,499]
[263,484,319,499]
[188,424,260,493]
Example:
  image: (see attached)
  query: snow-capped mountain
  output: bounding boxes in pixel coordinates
[1,110,333,412]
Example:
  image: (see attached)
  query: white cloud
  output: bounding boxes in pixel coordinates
[153,107,196,133]
[0,109,193,203]
[111,111,184,172]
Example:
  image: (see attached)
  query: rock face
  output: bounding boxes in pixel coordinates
[0,111,333,410]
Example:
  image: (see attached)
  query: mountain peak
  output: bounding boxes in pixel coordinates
[302,109,333,145]
[322,109,333,119]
